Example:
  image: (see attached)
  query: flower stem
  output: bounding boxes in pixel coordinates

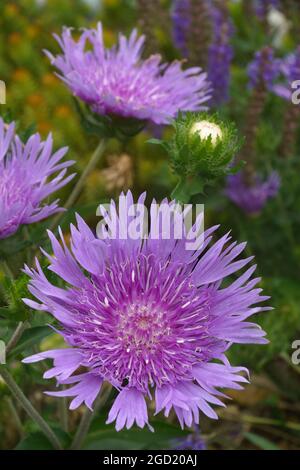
[59,388,69,433]
[6,321,29,355]
[50,139,107,230]
[70,384,112,450]
[1,260,14,279]
[5,396,24,438]
[0,365,63,450]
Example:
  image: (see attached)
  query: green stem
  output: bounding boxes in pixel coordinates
[59,389,69,433]
[49,139,107,230]
[1,260,14,279]
[0,365,62,450]
[6,321,29,355]
[5,396,24,438]
[70,385,112,450]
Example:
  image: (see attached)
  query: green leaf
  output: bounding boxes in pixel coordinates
[84,438,146,450]
[9,326,52,358]
[147,138,164,145]
[244,432,280,450]
[15,432,54,450]
[15,429,70,450]
[84,418,189,450]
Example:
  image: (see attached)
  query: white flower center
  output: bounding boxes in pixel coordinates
[191,120,223,146]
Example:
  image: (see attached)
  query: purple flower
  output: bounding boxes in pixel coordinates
[254,0,279,19]
[172,1,233,106]
[47,23,211,125]
[171,0,190,56]
[23,192,269,431]
[272,47,300,101]
[207,6,234,106]
[173,426,206,450]
[225,171,280,214]
[0,118,74,239]
[248,48,280,89]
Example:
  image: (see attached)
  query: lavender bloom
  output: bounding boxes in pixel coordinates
[272,47,300,101]
[207,6,234,106]
[173,426,206,450]
[225,171,280,214]
[171,0,190,56]
[47,23,211,125]
[254,0,280,19]
[23,193,269,431]
[248,48,280,89]
[0,118,74,239]
[172,1,233,105]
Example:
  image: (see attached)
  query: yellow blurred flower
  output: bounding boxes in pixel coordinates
[42,73,58,87]
[38,121,52,134]
[12,68,31,81]
[55,105,72,118]
[26,25,39,39]
[4,4,19,17]
[27,93,44,107]
[9,32,22,45]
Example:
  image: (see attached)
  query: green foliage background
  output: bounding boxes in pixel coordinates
[1,0,300,451]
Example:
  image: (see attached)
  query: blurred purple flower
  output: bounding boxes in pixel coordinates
[47,23,211,125]
[272,47,300,101]
[208,6,234,106]
[254,0,280,19]
[171,1,233,105]
[23,192,269,431]
[171,0,190,56]
[0,118,74,239]
[248,47,280,89]
[225,171,280,214]
[173,426,206,450]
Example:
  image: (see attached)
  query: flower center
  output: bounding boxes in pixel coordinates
[117,301,169,353]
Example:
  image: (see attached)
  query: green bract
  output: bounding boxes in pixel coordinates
[73,98,147,140]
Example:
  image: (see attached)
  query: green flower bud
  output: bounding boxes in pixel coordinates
[171,112,241,180]
[149,112,242,202]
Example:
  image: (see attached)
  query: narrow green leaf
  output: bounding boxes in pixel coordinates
[244,432,280,450]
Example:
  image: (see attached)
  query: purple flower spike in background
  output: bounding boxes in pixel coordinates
[173,425,206,450]
[254,0,280,20]
[272,46,300,101]
[0,118,75,239]
[171,0,190,56]
[208,4,234,106]
[47,23,211,125]
[23,192,269,431]
[225,171,280,215]
[248,47,280,90]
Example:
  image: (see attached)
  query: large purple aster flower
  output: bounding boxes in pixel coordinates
[23,193,269,431]
[46,23,211,125]
[225,171,280,215]
[0,118,74,239]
